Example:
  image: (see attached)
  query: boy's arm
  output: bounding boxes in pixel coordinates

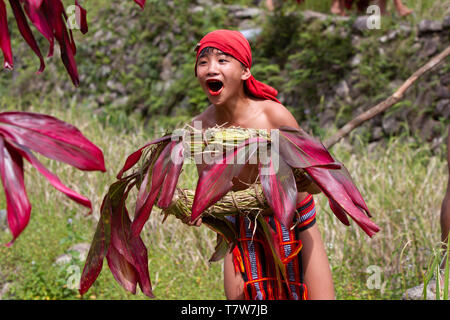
[298,224,335,299]
[266,102,336,299]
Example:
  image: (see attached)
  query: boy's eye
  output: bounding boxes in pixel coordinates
[219,59,228,63]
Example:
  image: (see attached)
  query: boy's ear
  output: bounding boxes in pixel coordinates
[241,67,251,81]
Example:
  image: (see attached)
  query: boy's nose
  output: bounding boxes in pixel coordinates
[206,61,219,75]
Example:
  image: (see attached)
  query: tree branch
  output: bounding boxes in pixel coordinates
[324,45,450,149]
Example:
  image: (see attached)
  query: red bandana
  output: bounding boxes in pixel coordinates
[194,29,280,104]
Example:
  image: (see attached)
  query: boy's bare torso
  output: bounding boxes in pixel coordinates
[191,99,277,192]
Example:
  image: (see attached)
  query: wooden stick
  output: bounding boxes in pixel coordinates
[324,46,450,149]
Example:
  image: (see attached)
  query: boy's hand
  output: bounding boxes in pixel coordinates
[162,196,203,227]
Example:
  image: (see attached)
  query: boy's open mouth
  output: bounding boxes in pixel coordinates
[206,80,224,96]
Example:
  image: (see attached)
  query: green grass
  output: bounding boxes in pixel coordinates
[1,96,448,300]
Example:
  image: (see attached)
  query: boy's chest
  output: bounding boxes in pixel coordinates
[200,107,274,191]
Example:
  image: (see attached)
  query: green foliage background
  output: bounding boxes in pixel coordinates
[0,0,449,300]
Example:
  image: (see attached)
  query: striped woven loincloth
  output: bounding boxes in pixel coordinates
[229,194,317,300]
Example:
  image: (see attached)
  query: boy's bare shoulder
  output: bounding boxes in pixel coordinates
[261,100,301,130]
[190,105,215,128]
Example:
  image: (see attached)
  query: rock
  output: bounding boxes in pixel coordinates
[441,74,450,86]
[350,53,362,68]
[223,4,244,13]
[421,37,439,57]
[100,65,111,77]
[319,109,336,128]
[431,135,445,153]
[334,80,350,99]
[0,209,6,230]
[324,24,336,35]
[418,20,443,35]
[382,116,401,136]
[55,254,72,265]
[233,8,262,19]
[418,118,441,142]
[338,26,349,38]
[403,280,450,300]
[352,16,369,34]
[403,281,435,300]
[379,30,398,43]
[238,19,258,30]
[240,28,262,41]
[301,10,328,22]
[69,243,90,260]
[55,243,90,265]
[301,10,349,23]
[436,99,450,119]
[351,35,362,47]
[371,126,384,141]
[436,85,450,99]
[0,283,11,300]
[414,89,434,113]
[443,15,450,29]
[196,0,213,6]
[368,141,382,154]
[189,6,204,14]
[398,23,412,36]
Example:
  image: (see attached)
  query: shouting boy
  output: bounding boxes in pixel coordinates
[188,29,335,300]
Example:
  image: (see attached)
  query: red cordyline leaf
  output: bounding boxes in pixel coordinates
[9,0,45,73]
[80,177,156,298]
[27,0,44,8]
[1,0,145,85]
[110,202,153,297]
[74,0,87,34]
[0,138,31,247]
[79,180,121,296]
[305,165,379,237]
[257,126,340,228]
[190,137,265,223]
[131,139,184,238]
[106,243,138,294]
[22,1,54,57]
[278,126,341,170]
[80,178,154,298]
[44,0,79,86]
[259,154,297,228]
[156,140,185,208]
[9,140,91,208]
[0,0,13,69]
[0,112,105,171]
[117,135,171,179]
[0,111,106,245]
[0,0,81,85]
[275,125,379,236]
[133,0,145,9]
